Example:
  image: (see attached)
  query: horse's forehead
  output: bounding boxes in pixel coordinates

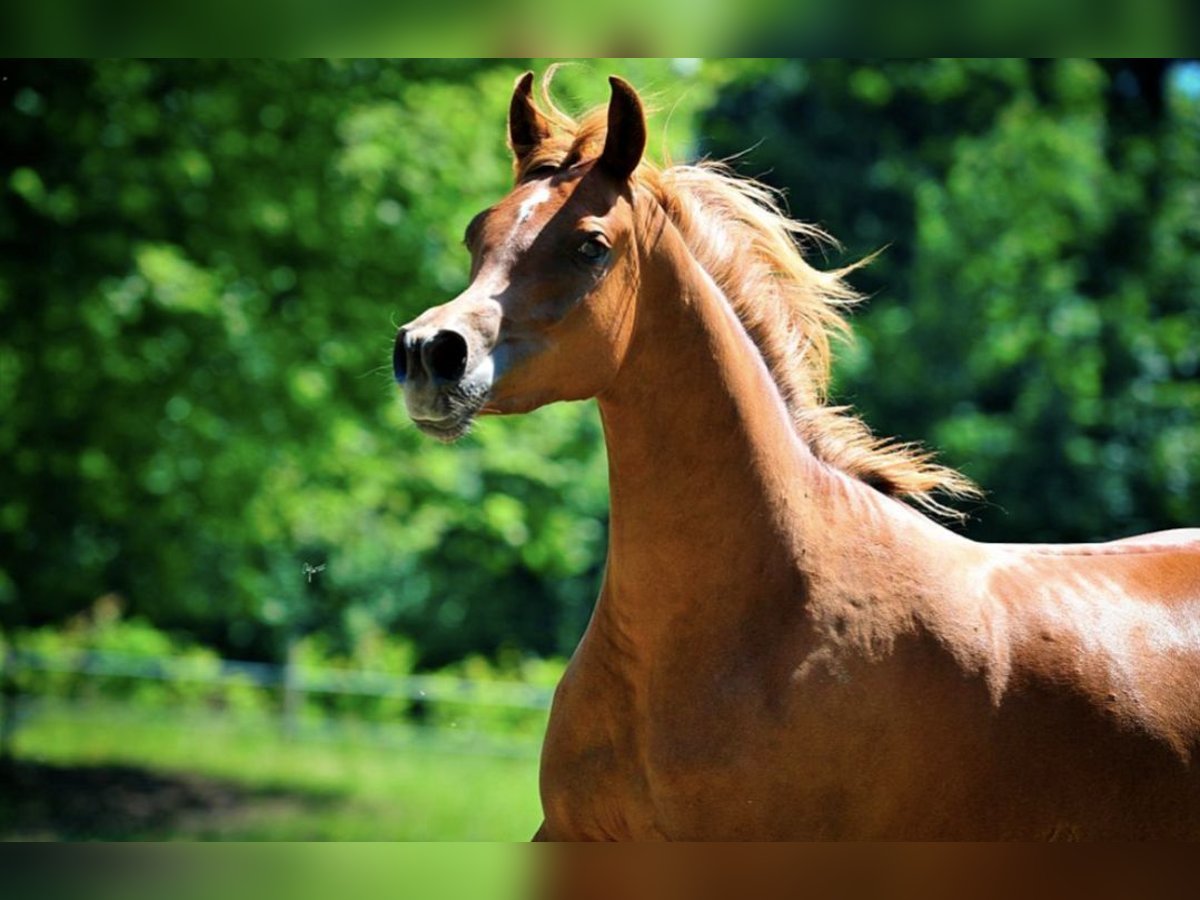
[488,172,593,250]
[509,181,558,233]
[476,182,549,256]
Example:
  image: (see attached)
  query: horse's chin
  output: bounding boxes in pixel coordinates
[413,414,476,443]
[405,377,490,442]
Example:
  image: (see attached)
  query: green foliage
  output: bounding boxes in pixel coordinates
[5,606,553,738]
[290,627,416,722]
[10,598,262,713]
[427,651,563,739]
[702,59,1199,541]
[0,59,721,666]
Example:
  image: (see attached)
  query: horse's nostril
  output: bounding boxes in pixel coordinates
[392,329,408,383]
[426,331,469,382]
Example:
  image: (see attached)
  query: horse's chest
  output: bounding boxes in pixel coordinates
[540,655,790,839]
[541,632,921,839]
[539,660,664,839]
[540,738,660,840]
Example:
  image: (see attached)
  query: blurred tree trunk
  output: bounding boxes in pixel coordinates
[282,632,300,740]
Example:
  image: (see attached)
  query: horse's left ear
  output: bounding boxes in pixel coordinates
[509,71,552,166]
[598,76,646,182]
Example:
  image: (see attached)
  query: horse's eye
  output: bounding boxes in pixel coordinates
[577,236,610,264]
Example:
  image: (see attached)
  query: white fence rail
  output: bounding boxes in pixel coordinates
[7,648,555,711]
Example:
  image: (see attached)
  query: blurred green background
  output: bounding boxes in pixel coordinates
[0,59,1197,840]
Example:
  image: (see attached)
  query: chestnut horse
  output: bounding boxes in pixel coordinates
[394,73,1200,839]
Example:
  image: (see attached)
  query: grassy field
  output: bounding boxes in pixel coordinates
[1,700,544,840]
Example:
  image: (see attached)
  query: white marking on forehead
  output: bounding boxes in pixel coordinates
[494,184,555,261]
[516,184,552,226]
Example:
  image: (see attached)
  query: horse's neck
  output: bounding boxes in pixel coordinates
[593,206,975,667]
[595,210,862,653]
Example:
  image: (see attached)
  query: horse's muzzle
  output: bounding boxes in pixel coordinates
[394,324,493,442]
[393,327,469,385]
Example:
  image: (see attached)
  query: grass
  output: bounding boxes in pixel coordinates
[2,699,544,840]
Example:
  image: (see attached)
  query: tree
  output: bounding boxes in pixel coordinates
[700,59,1200,542]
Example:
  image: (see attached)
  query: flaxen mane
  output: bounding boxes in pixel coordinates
[516,75,980,518]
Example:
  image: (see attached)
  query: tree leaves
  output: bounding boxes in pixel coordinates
[0,59,710,667]
[702,59,1199,542]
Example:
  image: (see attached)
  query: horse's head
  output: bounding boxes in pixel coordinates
[394,73,647,440]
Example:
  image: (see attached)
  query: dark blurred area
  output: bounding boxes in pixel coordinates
[533,844,1195,900]
[2,2,1197,56]
[5,842,1198,900]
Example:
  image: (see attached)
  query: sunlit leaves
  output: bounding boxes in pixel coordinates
[704,59,1200,542]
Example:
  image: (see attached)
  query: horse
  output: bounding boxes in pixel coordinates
[393,72,1200,839]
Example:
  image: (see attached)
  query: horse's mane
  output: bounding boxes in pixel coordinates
[518,76,980,518]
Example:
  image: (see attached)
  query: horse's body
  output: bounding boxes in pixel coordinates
[395,73,1200,839]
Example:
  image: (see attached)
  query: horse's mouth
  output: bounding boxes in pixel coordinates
[410,408,480,441]
[403,371,491,443]
[412,414,475,443]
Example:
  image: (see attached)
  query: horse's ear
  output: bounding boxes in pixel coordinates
[508,71,551,165]
[598,76,646,182]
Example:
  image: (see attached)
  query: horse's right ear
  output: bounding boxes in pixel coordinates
[598,76,646,182]
[508,72,551,167]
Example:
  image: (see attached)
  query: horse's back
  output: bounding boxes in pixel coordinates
[976,528,1200,798]
[991,527,1200,606]
[993,527,1200,557]
[1109,527,1200,549]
